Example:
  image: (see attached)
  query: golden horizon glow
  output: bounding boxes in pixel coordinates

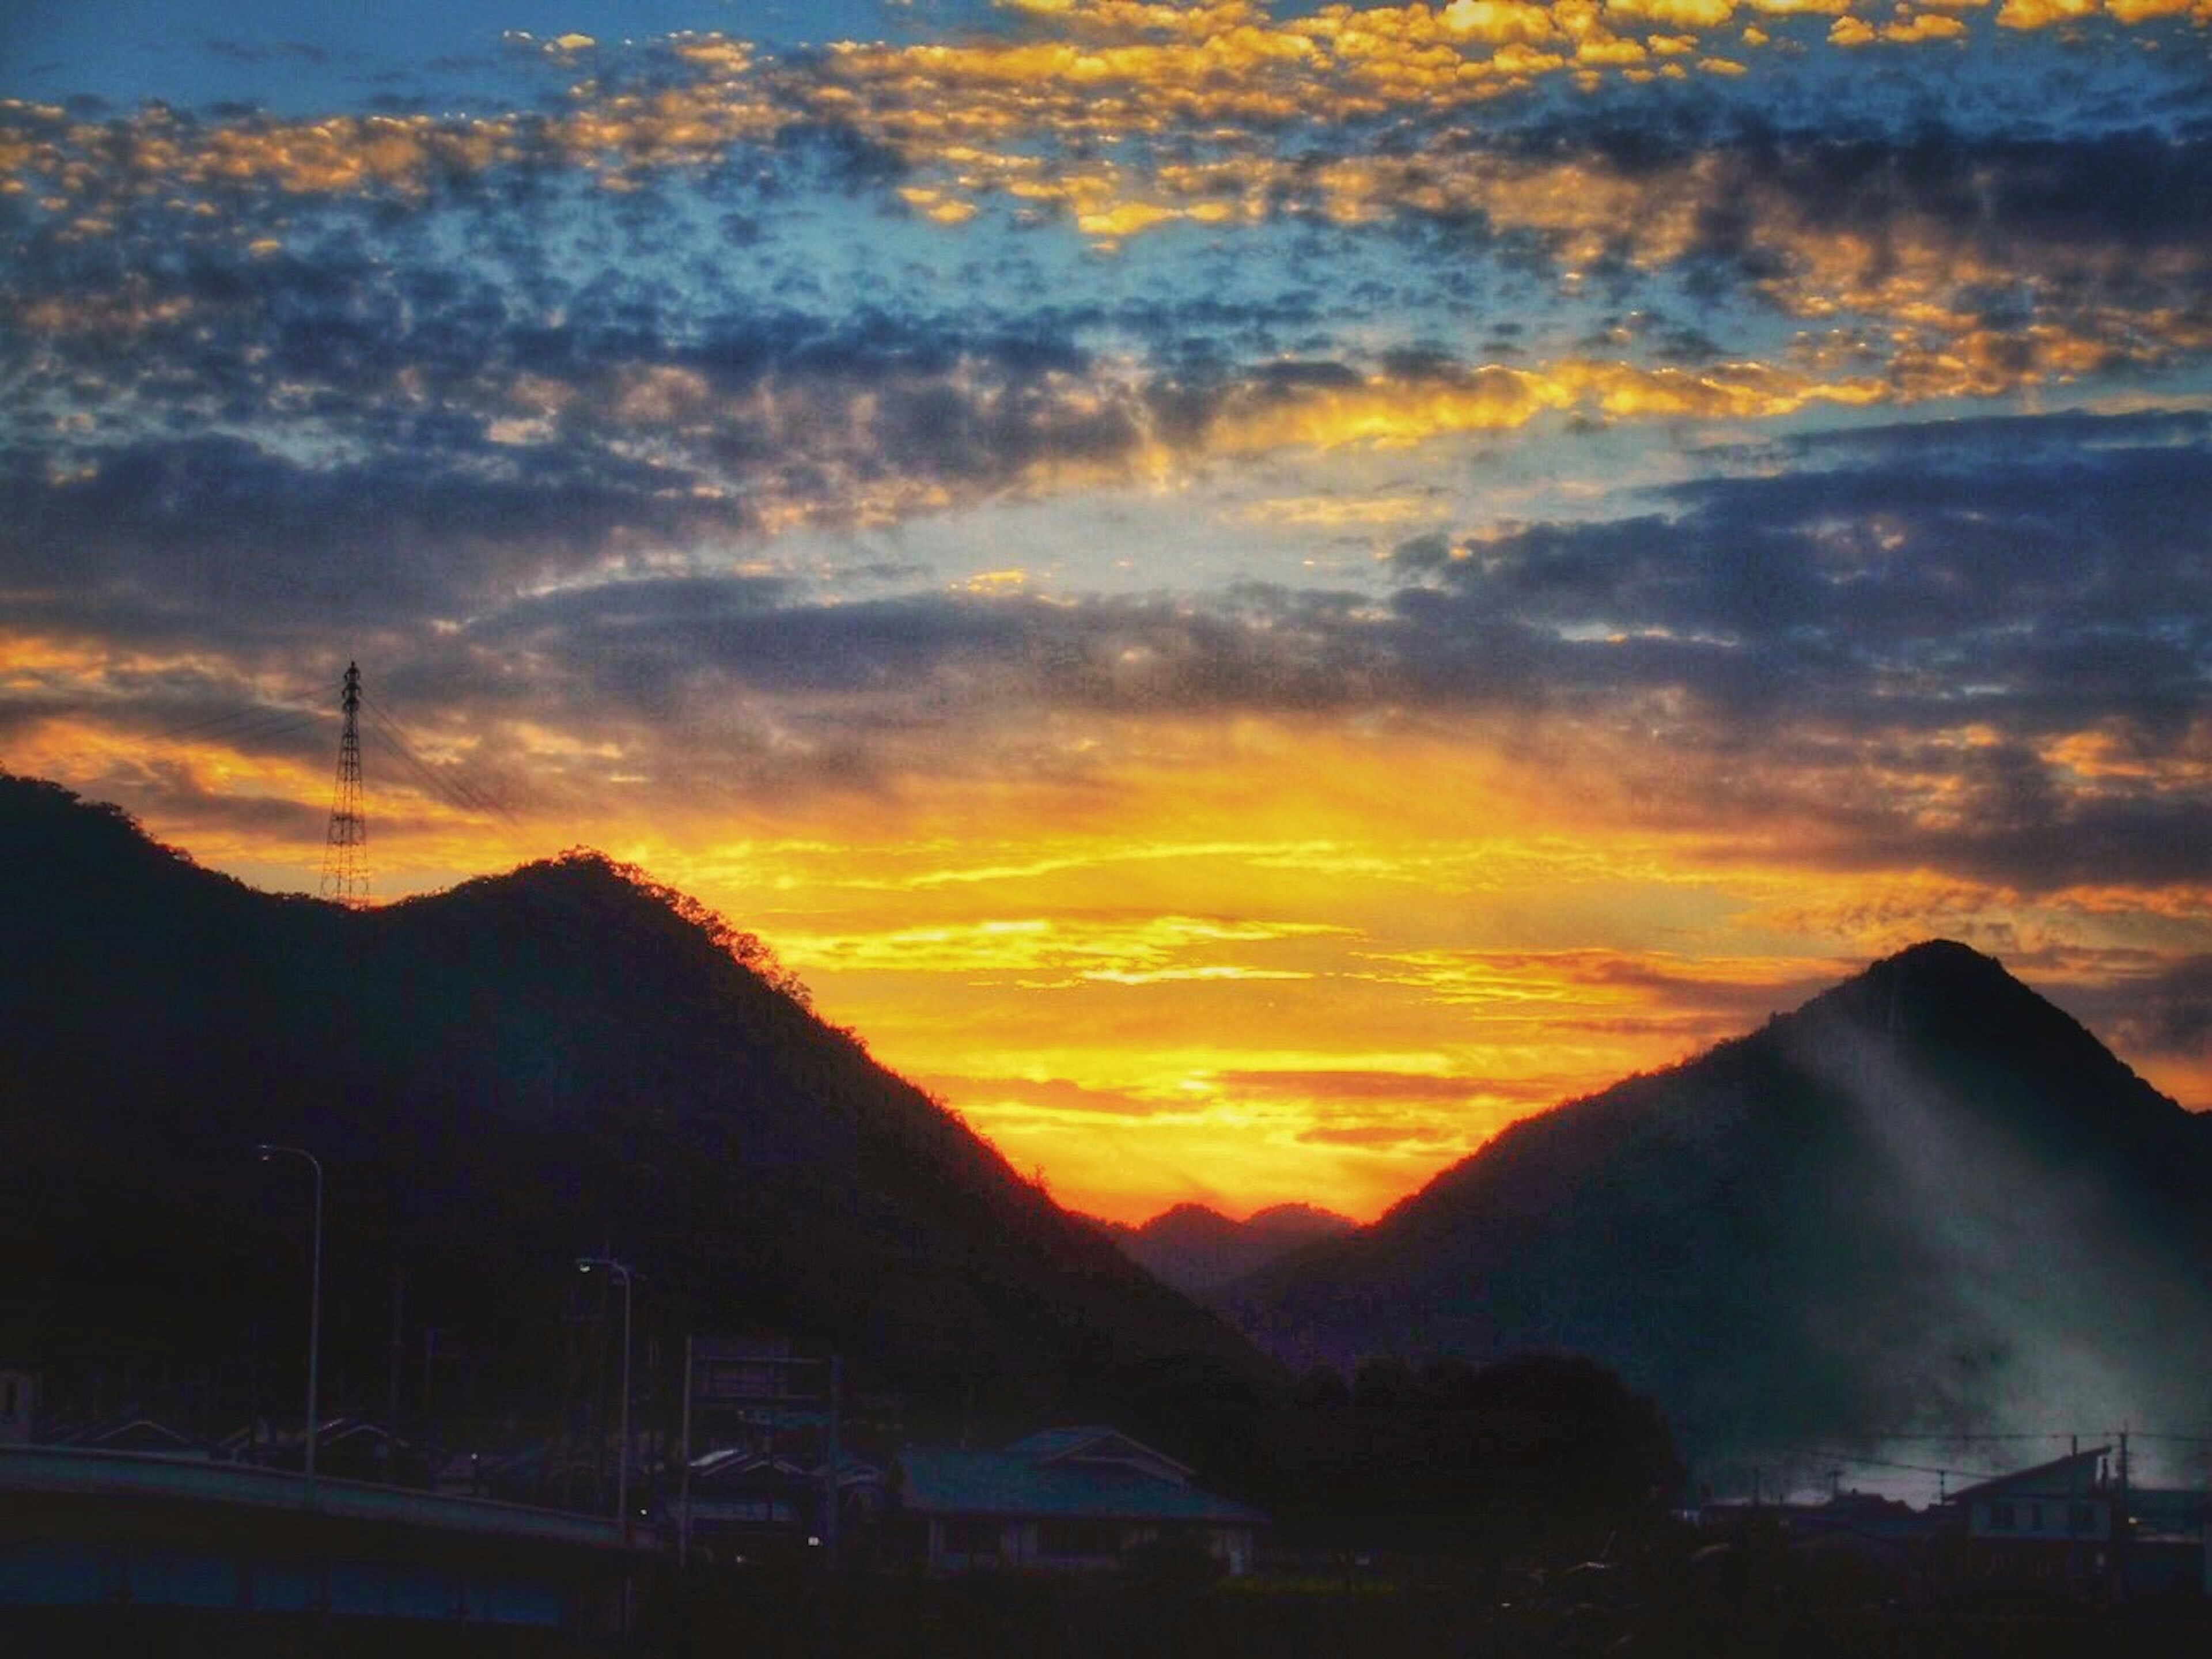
[14,680,2203,1226]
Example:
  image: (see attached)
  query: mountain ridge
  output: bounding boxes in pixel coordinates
[0,772,1275,1445]
[1226,938,2212,1457]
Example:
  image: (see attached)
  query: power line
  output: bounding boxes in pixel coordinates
[361,721,479,819]
[143,705,324,749]
[1730,1429,2206,1450]
[361,715,517,831]
[1710,1429,2212,1501]
[1770,1447,2016,1482]
[115,676,534,836]
[357,695,524,830]
[81,670,541,889]
[1792,1433,2083,1447]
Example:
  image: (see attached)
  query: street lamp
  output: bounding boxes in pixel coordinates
[255,1143,323,1505]
[577,1256,635,1542]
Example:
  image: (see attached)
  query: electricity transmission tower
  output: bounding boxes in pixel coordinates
[321,660,369,906]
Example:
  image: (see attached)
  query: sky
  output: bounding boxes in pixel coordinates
[3,0,2209,1225]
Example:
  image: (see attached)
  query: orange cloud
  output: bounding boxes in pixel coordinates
[14,0,2198,234]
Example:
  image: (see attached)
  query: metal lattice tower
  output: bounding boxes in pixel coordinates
[321,660,369,906]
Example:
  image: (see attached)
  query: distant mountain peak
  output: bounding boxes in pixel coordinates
[1862,937,2021,998]
[1785,937,2145,1116]
[1244,1202,1358,1237]
[1885,937,1993,968]
[1151,1201,1233,1228]
[1108,1199,1357,1298]
[1789,938,2018,1023]
[1226,940,2208,1456]
[418,844,819,1009]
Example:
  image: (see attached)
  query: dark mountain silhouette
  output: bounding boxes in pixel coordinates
[1094,1203,1357,1298]
[1227,941,2212,1458]
[0,774,1272,1442]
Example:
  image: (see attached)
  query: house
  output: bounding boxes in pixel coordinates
[223,1414,434,1486]
[1941,1446,2115,1594]
[1785,1493,1942,1577]
[677,1446,885,1566]
[314,1416,435,1486]
[60,1412,221,1459]
[1693,1490,1943,1598]
[671,1336,882,1568]
[434,1441,550,1503]
[896,1426,1267,1577]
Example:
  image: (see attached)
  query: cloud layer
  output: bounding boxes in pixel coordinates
[5,0,2210,1218]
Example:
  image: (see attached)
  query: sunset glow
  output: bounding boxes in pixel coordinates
[5,0,2207,1223]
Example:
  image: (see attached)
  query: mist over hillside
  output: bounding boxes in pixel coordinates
[0,774,1272,1443]
[1227,942,2212,1473]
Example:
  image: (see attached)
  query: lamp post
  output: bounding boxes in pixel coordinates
[577,1257,635,1543]
[255,1143,323,1505]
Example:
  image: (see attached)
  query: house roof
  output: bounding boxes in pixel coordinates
[1947,1448,2110,1507]
[219,1413,390,1452]
[1783,1494,1945,1552]
[62,1414,218,1456]
[1003,1426,1191,1476]
[688,1448,882,1491]
[898,1446,1266,1525]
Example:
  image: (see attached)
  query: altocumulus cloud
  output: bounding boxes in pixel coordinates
[12,36,2212,516]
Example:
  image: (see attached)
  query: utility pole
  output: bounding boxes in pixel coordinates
[321,660,368,906]
[255,1144,323,1506]
[388,1266,404,1436]
[576,1258,638,1642]
[576,1259,637,1540]
[823,1356,843,1566]
[2115,1429,2132,1603]
[678,1336,694,1571]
